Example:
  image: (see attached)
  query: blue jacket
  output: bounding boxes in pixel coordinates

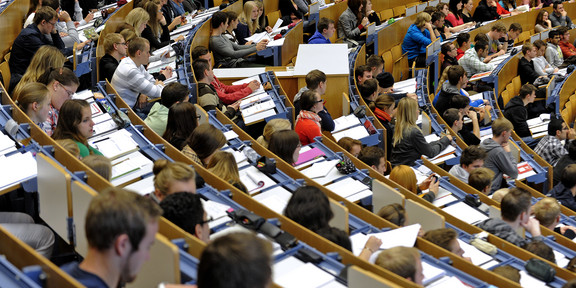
[402,24,432,61]
[548,182,576,212]
[10,24,68,76]
[308,31,331,44]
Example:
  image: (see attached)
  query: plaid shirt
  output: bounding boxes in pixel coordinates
[533,135,567,166]
[43,104,58,137]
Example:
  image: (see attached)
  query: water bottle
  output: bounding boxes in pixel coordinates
[242,146,260,163]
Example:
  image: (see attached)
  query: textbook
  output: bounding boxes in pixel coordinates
[326,177,370,199]
[293,147,326,166]
[89,129,139,160]
[332,114,361,133]
[110,151,154,186]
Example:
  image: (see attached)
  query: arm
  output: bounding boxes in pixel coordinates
[318,107,335,132]
[467,110,481,139]
[293,0,309,13]
[214,79,253,104]
[358,236,382,261]
[125,67,163,99]
[499,144,519,178]
[412,128,451,158]
[211,36,258,58]
[234,23,250,45]
[142,26,172,50]
[339,13,364,38]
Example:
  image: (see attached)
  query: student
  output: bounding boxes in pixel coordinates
[254,1,272,34]
[82,155,112,181]
[207,151,247,193]
[533,197,576,239]
[14,83,51,130]
[370,93,395,158]
[366,54,385,78]
[309,17,336,44]
[377,203,407,226]
[458,40,494,77]
[523,241,556,263]
[293,69,335,132]
[160,192,210,243]
[456,33,471,60]
[182,123,226,167]
[358,146,387,175]
[518,44,547,86]
[162,0,188,32]
[375,247,424,285]
[52,99,101,158]
[162,102,198,150]
[337,137,363,157]
[558,26,576,59]
[268,130,301,165]
[445,0,464,27]
[61,188,162,288]
[364,0,381,26]
[533,40,559,76]
[503,83,537,139]
[56,139,81,159]
[391,98,452,167]
[144,83,189,136]
[473,0,509,22]
[554,141,576,186]
[223,11,242,44]
[338,0,369,46]
[546,30,564,69]
[389,165,439,202]
[549,164,576,212]
[256,119,291,148]
[534,119,573,166]
[480,118,517,193]
[435,65,468,117]
[142,1,185,51]
[477,187,542,246]
[486,23,507,56]
[99,33,127,82]
[197,232,272,288]
[295,90,324,145]
[124,8,150,37]
[492,188,510,202]
[423,228,472,262]
[0,212,55,258]
[443,108,480,146]
[37,67,79,136]
[402,12,436,68]
[284,185,333,231]
[11,45,66,96]
[235,1,260,45]
[549,2,573,28]
[150,159,196,203]
[316,227,353,251]
[355,65,372,85]
[376,72,418,100]
[535,10,552,33]
[468,167,495,194]
[431,11,452,41]
[441,42,459,75]
[461,0,475,23]
[358,78,379,106]
[449,145,486,183]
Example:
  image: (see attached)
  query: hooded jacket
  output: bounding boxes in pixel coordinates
[435,81,461,117]
[449,165,469,184]
[503,96,530,138]
[480,138,518,193]
[477,218,541,246]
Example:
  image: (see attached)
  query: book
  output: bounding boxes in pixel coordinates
[293,147,326,166]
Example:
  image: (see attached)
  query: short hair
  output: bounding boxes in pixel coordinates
[468,168,495,192]
[33,6,57,25]
[317,17,334,33]
[359,78,379,99]
[509,22,522,32]
[492,117,513,137]
[441,42,454,56]
[431,11,445,23]
[127,37,149,57]
[191,46,209,61]
[186,124,226,160]
[300,90,319,111]
[211,11,228,29]
[534,39,547,50]
[443,108,460,128]
[457,33,471,47]
[547,118,565,136]
[500,187,532,222]
[337,137,362,153]
[475,40,489,53]
[460,145,487,166]
[557,26,570,36]
[305,69,327,90]
[161,82,189,108]
[523,241,556,263]
[532,197,561,227]
[491,22,507,33]
[377,203,406,226]
[423,228,458,252]
[160,192,204,235]
[549,29,560,39]
[358,146,386,169]
[103,33,124,55]
[553,1,563,10]
[85,187,162,251]
[561,164,576,188]
[519,83,537,99]
[446,65,465,85]
[423,6,437,15]
[355,65,371,81]
[284,185,333,231]
[82,155,112,181]
[256,118,292,148]
[451,94,471,109]
[198,232,272,288]
[192,59,211,81]
[153,159,196,196]
[316,227,352,251]
[522,42,535,55]
[375,247,420,280]
[436,2,449,12]
[366,54,385,69]
[268,130,300,164]
[474,33,489,43]
[492,265,520,283]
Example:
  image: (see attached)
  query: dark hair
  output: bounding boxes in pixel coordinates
[451,94,470,109]
[448,0,463,20]
[41,0,59,10]
[317,17,335,33]
[553,1,563,10]
[534,39,547,50]
[561,164,576,189]
[226,11,238,21]
[358,146,386,168]
[475,40,488,52]
[193,59,211,81]
[38,67,79,87]
[423,228,458,252]
[432,11,445,23]
[284,185,333,231]
[522,241,556,263]
[492,265,520,283]
[163,102,198,149]
[547,118,564,136]
[160,192,204,236]
[268,130,300,164]
[500,188,532,221]
[52,99,91,144]
[33,6,57,25]
[549,29,560,39]
[367,54,385,69]
[300,90,318,111]
[456,33,470,47]
[161,83,189,108]
[317,227,352,251]
[377,203,406,226]
[359,78,379,100]
[441,42,454,55]
[186,123,226,160]
[557,26,569,35]
[443,108,460,127]
[519,84,537,99]
[569,140,576,160]
[211,11,228,29]
[191,46,209,61]
[305,69,327,90]
[509,22,522,32]
[347,0,364,18]
[447,65,465,85]
[460,145,487,166]
[355,65,371,81]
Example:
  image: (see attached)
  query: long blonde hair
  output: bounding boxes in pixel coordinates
[207,151,247,192]
[125,8,150,36]
[389,165,418,194]
[239,1,260,34]
[393,97,420,146]
[13,46,66,96]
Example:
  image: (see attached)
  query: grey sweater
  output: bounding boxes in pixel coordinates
[210,34,257,68]
[480,138,518,193]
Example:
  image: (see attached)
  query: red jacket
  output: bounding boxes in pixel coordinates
[211,76,253,105]
[295,118,321,145]
[560,41,576,58]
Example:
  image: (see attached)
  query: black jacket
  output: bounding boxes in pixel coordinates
[473,0,499,22]
[99,54,119,82]
[10,24,67,76]
[503,96,531,137]
[518,57,540,85]
[142,24,173,51]
[390,127,452,166]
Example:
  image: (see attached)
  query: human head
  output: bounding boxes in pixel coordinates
[553,2,564,14]
[451,94,471,111]
[423,228,466,258]
[207,151,245,192]
[377,203,406,226]
[490,23,507,39]
[284,185,333,231]
[104,33,127,57]
[492,188,509,203]
[372,93,396,116]
[305,69,327,94]
[492,265,520,283]
[358,146,387,175]
[84,187,162,284]
[534,39,548,56]
[468,168,494,194]
[367,54,385,77]
[448,0,463,15]
[492,117,513,139]
[34,6,57,33]
[474,40,489,58]
[558,26,571,41]
[522,42,537,60]
[523,241,556,263]
[459,145,486,172]
[549,30,561,45]
[547,118,568,140]
[15,45,66,94]
[561,164,576,189]
[162,102,198,148]
[359,78,379,101]
[240,1,260,33]
[446,65,466,86]
[519,83,537,104]
[415,12,432,29]
[375,247,423,285]
[316,227,352,251]
[38,67,80,111]
[436,2,450,15]
[211,11,228,30]
[191,46,210,61]
[144,1,163,37]
[441,42,457,58]
[393,98,420,146]
[389,165,418,193]
[317,18,336,39]
[532,197,561,229]
[337,137,363,157]
[423,6,437,15]
[457,33,471,50]
[355,65,372,85]
[160,82,189,108]
[537,10,549,25]
[299,90,323,113]
[376,72,395,91]
[268,130,301,165]
[197,232,272,288]
[186,124,226,165]
[257,118,292,148]
[431,12,445,28]
[153,159,196,201]
[347,0,364,15]
[120,28,137,45]
[160,192,210,242]
[443,108,463,132]
[15,82,50,124]
[82,155,112,180]
[500,187,532,222]
[124,8,150,36]
[127,37,151,66]
[192,59,214,83]
[225,11,239,30]
[52,99,94,145]
[508,23,522,40]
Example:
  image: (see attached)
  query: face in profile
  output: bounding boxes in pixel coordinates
[120,221,158,283]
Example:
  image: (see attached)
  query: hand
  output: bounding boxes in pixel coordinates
[171,16,182,27]
[501,140,511,152]
[77,40,91,50]
[364,236,382,252]
[84,11,94,23]
[560,225,576,234]
[419,175,434,190]
[445,134,453,141]
[181,16,188,25]
[568,128,576,139]
[245,40,254,45]
[361,17,369,26]
[429,176,439,196]
[466,109,478,121]
[159,15,167,26]
[161,67,172,79]
[137,94,148,109]
[155,79,165,86]
[562,10,568,17]
[248,80,260,91]
[265,26,273,33]
[256,40,268,51]
[59,10,72,22]
[554,68,559,73]
[59,32,69,37]
[521,217,541,237]
[424,22,433,31]
[175,35,185,42]
[74,21,80,28]
[229,101,240,111]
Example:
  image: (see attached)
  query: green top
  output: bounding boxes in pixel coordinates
[76,141,103,158]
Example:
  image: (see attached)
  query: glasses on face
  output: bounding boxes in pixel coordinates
[58,83,75,97]
[117,42,127,46]
[315,98,324,103]
[199,216,214,225]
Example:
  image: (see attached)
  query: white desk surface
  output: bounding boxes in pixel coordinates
[293,44,350,76]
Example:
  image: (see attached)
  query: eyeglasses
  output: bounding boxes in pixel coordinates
[116,42,127,46]
[199,216,214,225]
[58,83,75,97]
[315,99,324,103]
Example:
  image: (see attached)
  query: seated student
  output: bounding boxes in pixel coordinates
[100,33,127,82]
[364,0,381,25]
[182,123,226,167]
[207,151,247,193]
[477,187,542,246]
[0,212,55,258]
[461,0,475,23]
[549,2,574,28]
[316,227,353,251]
[268,130,302,165]
[435,65,468,117]
[533,197,576,239]
[14,82,51,129]
[256,118,292,148]
[370,93,396,158]
[449,145,486,183]
[235,1,261,45]
[295,91,324,145]
[61,188,162,288]
[144,82,189,136]
[293,69,335,132]
[458,40,495,77]
[355,65,372,85]
[358,78,379,106]
[377,203,407,226]
[423,228,472,262]
[197,232,272,288]
[469,167,495,194]
[546,30,565,69]
[558,26,576,59]
[254,1,272,34]
[431,11,452,41]
[358,146,387,175]
[367,54,385,78]
[554,141,576,186]
[142,1,185,52]
[375,247,424,285]
[492,266,521,283]
[485,23,507,56]
[523,241,556,263]
[210,11,267,68]
[191,46,261,105]
[223,11,242,44]
[161,0,188,32]
[338,0,369,46]
[391,98,452,167]
[519,44,548,86]
[549,164,576,212]
[149,159,196,203]
[441,42,459,75]
[480,118,517,193]
[160,192,210,243]
[37,67,80,136]
[443,108,481,146]
[337,137,363,157]
[445,0,475,30]
[376,72,418,100]
[534,119,573,166]
[456,33,471,60]
[390,165,439,203]
[473,0,500,22]
[82,155,112,180]
[499,23,521,52]
[193,59,241,123]
[11,45,67,96]
[284,185,333,232]
[124,8,150,37]
[309,17,335,44]
[162,102,198,150]
[535,10,552,33]
[503,83,537,140]
[533,40,560,76]
[52,99,101,158]
[402,12,436,68]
